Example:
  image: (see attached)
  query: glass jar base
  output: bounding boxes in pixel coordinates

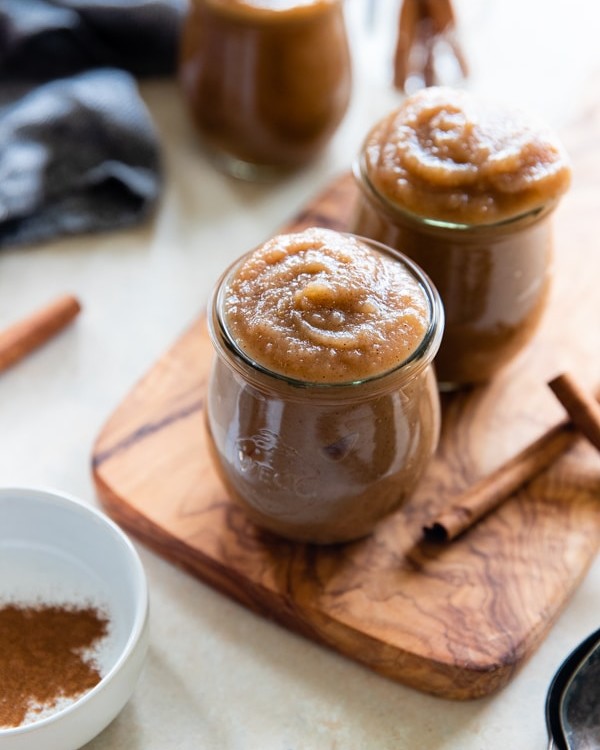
[437,380,468,393]
[204,144,297,183]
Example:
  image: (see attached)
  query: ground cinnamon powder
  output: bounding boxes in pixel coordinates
[0,603,109,728]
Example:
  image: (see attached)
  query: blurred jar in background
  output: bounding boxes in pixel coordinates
[179,0,352,180]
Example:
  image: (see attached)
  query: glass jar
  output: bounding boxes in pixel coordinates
[179,0,352,180]
[205,238,444,544]
[352,156,556,389]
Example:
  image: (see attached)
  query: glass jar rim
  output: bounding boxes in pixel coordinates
[195,0,344,20]
[208,232,444,393]
[352,154,559,233]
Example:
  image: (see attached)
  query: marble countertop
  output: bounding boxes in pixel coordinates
[1,1,599,748]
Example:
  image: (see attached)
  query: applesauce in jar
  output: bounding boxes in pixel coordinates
[179,0,351,179]
[352,86,571,387]
[206,228,444,544]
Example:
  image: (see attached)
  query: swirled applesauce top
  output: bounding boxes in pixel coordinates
[363,86,571,224]
[223,228,429,383]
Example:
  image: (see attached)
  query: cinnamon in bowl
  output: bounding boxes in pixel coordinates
[0,488,149,750]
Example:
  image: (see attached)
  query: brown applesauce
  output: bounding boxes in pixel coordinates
[179,0,351,177]
[352,87,571,387]
[205,228,444,543]
[223,228,429,382]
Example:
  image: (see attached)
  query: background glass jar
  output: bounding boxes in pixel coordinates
[352,157,556,389]
[179,0,352,180]
[205,238,444,544]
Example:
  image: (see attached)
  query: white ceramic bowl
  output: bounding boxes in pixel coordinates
[0,487,149,750]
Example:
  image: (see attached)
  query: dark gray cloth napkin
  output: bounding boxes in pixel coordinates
[0,0,186,248]
[0,0,185,81]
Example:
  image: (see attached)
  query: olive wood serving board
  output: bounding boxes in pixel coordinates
[92,102,600,700]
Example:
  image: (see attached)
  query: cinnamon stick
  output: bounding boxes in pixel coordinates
[548,372,600,452]
[422,421,578,542]
[393,0,468,92]
[423,374,600,542]
[0,294,81,374]
[393,0,420,91]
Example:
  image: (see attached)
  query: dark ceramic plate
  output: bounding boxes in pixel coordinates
[545,627,600,750]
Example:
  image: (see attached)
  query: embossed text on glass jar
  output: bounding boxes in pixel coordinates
[352,158,557,388]
[205,240,444,544]
[179,0,352,179]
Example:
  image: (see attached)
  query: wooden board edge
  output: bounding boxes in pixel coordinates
[93,463,520,700]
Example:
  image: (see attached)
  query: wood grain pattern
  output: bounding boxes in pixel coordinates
[92,106,600,699]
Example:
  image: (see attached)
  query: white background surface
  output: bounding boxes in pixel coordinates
[1,1,599,748]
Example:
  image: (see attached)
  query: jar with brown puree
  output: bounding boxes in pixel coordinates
[179,0,351,179]
[206,227,444,544]
[352,86,571,387]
